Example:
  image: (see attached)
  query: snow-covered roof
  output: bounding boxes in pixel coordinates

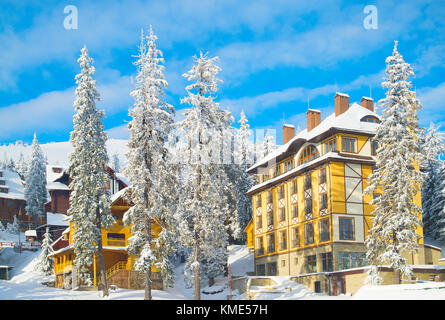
[0,170,25,200]
[62,227,70,235]
[247,102,380,173]
[46,212,70,226]
[46,165,67,183]
[47,181,70,191]
[115,173,130,187]
[25,230,37,237]
[111,187,128,204]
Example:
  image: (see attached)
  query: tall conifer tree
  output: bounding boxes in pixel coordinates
[68,46,114,296]
[365,41,423,284]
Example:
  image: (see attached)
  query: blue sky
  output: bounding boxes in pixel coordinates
[0,0,444,145]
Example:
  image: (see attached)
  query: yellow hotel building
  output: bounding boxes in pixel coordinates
[245,93,444,295]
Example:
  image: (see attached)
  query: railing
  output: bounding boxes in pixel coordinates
[106,261,127,278]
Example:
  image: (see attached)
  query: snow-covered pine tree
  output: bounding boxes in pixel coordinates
[7,215,19,233]
[365,41,423,284]
[68,46,114,296]
[15,152,27,178]
[175,52,232,299]
[262,131,276,158]
[232,110,255,242]
[35,227,54,275]
[421,123,445,241]
[111,154,120,173]
[24,134,47,229]
[123,27,177,300]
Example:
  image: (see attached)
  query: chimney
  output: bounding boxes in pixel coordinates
[360,96,374,112]
[283,124,295,144]
[307,109,321,132]
[335,93,349,117]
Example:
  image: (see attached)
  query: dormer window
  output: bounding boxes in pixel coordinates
[52,167,63,173]
[0,187,8,193]
[298,145,319,165]
[361,116,380,123]
[0,180,5,185]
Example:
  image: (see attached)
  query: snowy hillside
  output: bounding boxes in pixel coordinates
[0,139,128,167]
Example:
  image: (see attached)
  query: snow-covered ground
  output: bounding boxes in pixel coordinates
[1,232,445,300]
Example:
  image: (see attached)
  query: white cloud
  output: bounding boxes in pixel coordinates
[0,75,133,141]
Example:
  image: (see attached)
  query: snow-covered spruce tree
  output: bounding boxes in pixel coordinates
[6,215,19,234]
[122,27,177,300]
[111,154,120,173]
[175,52,232,299]
[68,46,114,296]
[35,227,54,275]
[232,110,256,242]
[365,41,423,284]
[15,152,27,178]
[262,131,276,158]
[421,123,445,241]
[24,134,47,229]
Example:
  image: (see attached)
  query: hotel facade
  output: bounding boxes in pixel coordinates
[244,93,443,295]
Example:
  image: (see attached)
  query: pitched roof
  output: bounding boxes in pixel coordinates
[247,102,380,174]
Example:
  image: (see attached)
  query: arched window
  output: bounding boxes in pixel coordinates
[361,115,380,123]
[298,145,319,165]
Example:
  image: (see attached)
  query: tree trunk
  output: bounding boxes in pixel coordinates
[194,239,200,300]
[145,217,152,300]
[96,207,109,297]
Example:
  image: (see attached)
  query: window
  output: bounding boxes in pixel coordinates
[338,252,367,270]
[267,211,274,227]
[291,204,298,219]
[290,180,297,194]
[274,165,282,177]
[304,174,312,190]
[106,233,126,246]
[0,171,2,177]
[319,218,330,242]
[0,187,8,193]
[361,115,380,123]
[257,264,266,276]
[299,145,319,165]
[257,237,264,256]
[279,230,287,250]
[267,233,275,253]
[267,191,273,204]
[263,173,270,182]
[321,252,333,272]
[284,159,294,172]
[256,195,262,208]
[324,138,337,154]
[267,262,277,276]
[7,201,13,207]
[0,180,5,185]
[256,215,262,229]
[305,198,312,220]
[306,255,317,273]
[320,193,328,210]
[305,223,314,245]
[278,185,285,199]
[339,217,354,240]
[342,137,357,153]
[319,167,327,184]
[278,207,286,222]
[371,141,378,156]
[292,227,300,248]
